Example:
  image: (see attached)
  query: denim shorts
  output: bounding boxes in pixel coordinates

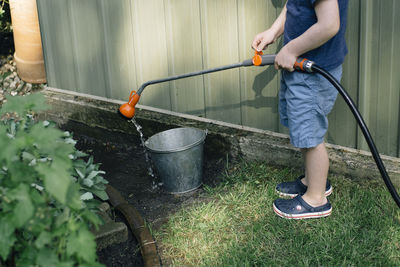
[279,65,342,148]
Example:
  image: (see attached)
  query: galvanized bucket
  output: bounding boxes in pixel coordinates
[144,128,207,193]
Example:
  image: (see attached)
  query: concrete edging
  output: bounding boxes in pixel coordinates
[42,87,400,186]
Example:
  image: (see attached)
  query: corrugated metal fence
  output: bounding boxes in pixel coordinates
[36,0,400,157]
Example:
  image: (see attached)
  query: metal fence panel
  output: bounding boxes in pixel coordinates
[165,0,205,116]
[238,0,281,132]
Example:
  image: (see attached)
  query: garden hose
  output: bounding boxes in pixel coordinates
[294,58,400,209]
[119,52,400,209]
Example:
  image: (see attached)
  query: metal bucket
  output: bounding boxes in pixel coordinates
[144,127,206,194]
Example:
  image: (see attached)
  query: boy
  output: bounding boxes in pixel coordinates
[252,0,348,219]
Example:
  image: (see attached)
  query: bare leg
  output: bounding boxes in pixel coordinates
[301,149,308,186]
[301,143,329,207]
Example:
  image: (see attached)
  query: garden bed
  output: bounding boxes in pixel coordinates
[68,118,227,232]
[43,91,230,266]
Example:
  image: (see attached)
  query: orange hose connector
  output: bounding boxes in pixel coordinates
[252,51,263,66]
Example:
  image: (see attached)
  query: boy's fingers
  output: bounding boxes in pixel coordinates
[251,38,261,50]
[275,64,295,72]
[257,39,270,52]
[257,44,267,52]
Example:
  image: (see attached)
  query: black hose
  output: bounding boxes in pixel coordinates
[311,64,400,208]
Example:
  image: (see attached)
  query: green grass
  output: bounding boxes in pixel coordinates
[154,161,400,266]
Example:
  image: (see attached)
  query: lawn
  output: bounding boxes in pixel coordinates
[154,161,400,266]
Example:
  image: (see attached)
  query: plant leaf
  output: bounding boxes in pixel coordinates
[90,189,109,201]
[83,178,94,187]
[15,245,37,267]
[64,138,76,145]
[66,227,97,263]
[80,192,93,200]
[86,156,93,166]
[0,216,16,260]
[35,231,52,249]
[36,163,72,205]
[74,150,88,158]
[55,208,70,228]
[10,184,34,227]
[29,123,68,155]
[95,176,108,185]
[0,127,18,164]
[73,159,86,169]
[0,93,48,117]
[8,161,37,184]
[75,168,85,179]
[81,210,103,227]
[36,248,59,267]
[86,170,104,181]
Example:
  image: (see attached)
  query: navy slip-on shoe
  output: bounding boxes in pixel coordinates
[275,175,332,198]
[273,195,332,219]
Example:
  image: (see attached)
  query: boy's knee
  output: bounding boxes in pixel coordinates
[300,142,324,152]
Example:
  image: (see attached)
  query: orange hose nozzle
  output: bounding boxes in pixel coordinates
[119,91,140,119]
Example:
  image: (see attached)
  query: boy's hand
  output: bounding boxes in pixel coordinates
[275,45,297,72]
[252,29,277,52]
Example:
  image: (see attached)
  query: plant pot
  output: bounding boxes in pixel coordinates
[9,0,46,83]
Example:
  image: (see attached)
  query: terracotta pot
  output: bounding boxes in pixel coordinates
[9,0,46,83]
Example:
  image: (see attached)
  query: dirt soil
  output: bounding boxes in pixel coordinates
[97,212,144,267]
[63,120,229,266]
[97,230,143,266]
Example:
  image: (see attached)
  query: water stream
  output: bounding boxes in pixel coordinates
[129,118,159,189]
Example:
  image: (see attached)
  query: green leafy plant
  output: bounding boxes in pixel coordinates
[0,0,11,33]
[0,1,7,17]
[0,93,108,266]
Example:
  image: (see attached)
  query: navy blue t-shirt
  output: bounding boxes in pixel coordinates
[284,0,349,70]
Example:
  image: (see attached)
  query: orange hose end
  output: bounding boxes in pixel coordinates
[119,91,141,119]
[252,50,263,66]
[119,103,135,119]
